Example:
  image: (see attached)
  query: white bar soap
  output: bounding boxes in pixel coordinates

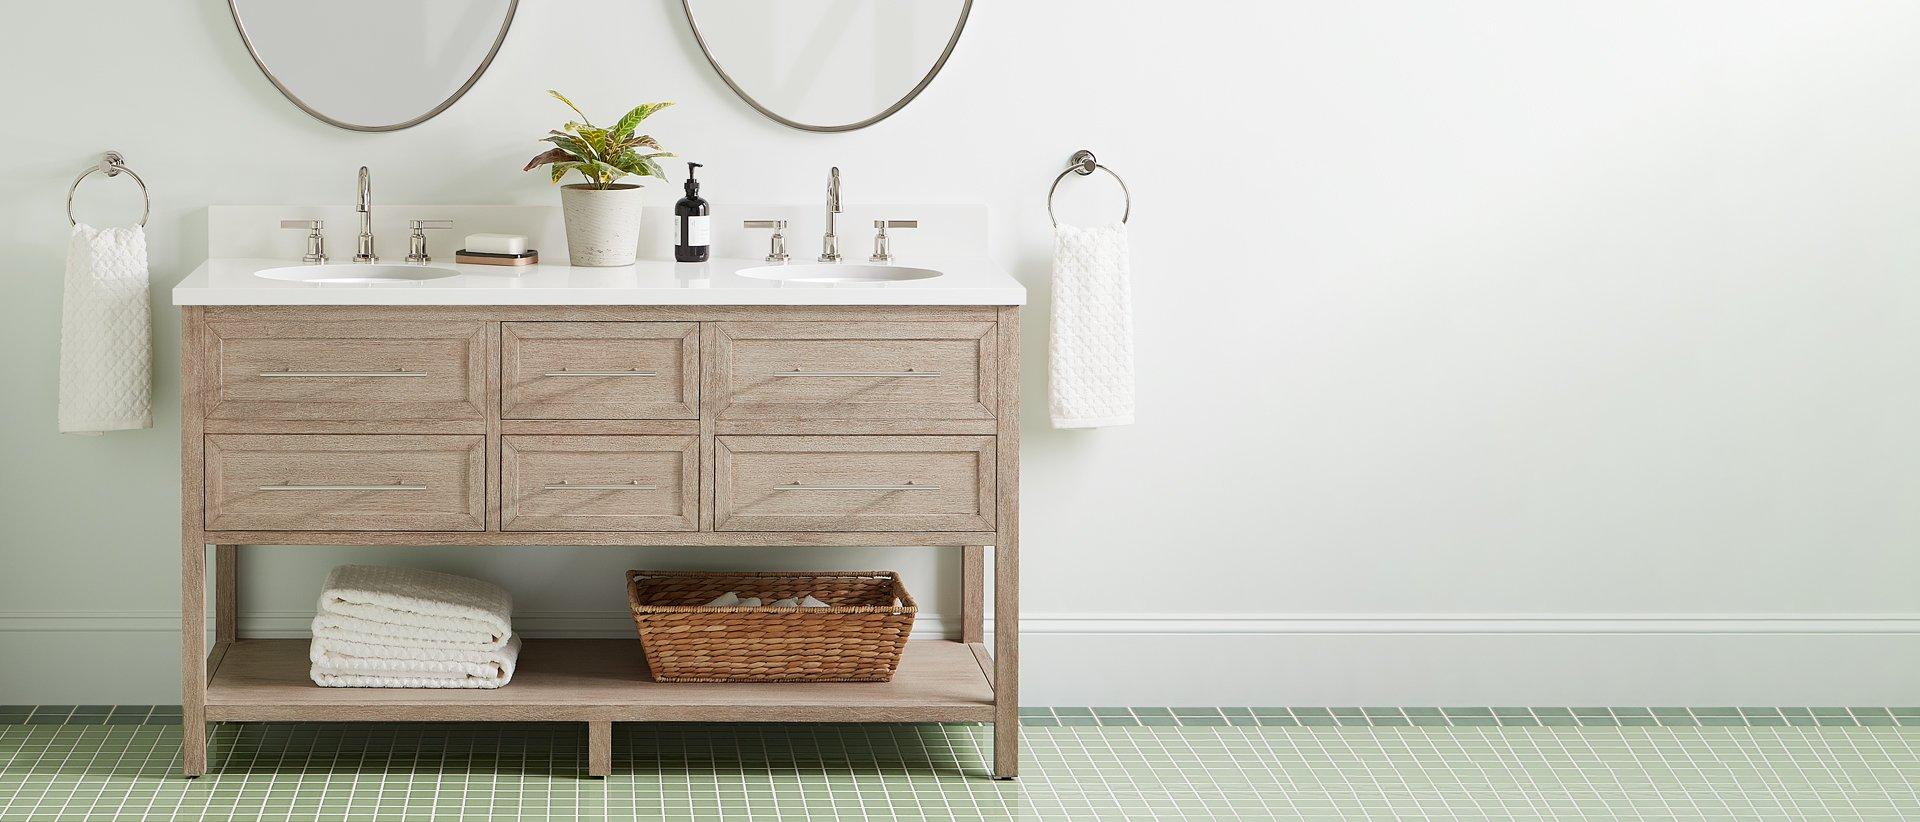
[465,233,528,255]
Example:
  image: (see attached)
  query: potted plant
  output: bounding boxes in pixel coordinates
[524,91,675,266]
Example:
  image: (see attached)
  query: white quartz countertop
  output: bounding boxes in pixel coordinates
[171,256,1026,306]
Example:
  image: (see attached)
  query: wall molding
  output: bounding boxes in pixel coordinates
[5,610,1919,636]
[10,611,1920,703]
[990,613,1920,635]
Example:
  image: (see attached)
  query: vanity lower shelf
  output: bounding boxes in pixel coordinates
[204,638,997,723]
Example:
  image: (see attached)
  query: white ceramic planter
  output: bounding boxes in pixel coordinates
[560,184,644,266]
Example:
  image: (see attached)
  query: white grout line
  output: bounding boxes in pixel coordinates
[3,718,1919,819]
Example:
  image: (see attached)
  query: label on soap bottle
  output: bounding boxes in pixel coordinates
[681,216,711,247]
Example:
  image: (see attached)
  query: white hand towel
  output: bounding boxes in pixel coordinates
[800,595,830,608]
[316,565,513,648]
[705,592,742,607]
[769,597,801,608]
[311,612,506,651]
[310,635,521,689]
[59,224,151,435]
[1049,222,1134,428]
[310,634,518,666]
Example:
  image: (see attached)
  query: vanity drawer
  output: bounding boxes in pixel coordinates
[204,320,487,422]
[714,436,995,532]
[204,435,485,531]
[711,322,996,421]
[502,322,699,419]
[501,435,699,532]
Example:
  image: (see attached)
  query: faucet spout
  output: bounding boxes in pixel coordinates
[820,167,842,262]
[353,166,377,263]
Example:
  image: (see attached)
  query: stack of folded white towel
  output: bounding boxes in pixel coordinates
[309,565,519,690]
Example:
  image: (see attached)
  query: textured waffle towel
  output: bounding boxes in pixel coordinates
[1049,223,1135,428]
[311,611,507,651]
[309,565,518,688]
[315,565,513,648]
[310,635,521,689]
[58,224,151,434]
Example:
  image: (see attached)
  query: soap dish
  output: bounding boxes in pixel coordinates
[455,249,539,266]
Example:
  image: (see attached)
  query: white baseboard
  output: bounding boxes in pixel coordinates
[4,611,1919,705]
[998,613,1920,634]
[8,610,1918,635]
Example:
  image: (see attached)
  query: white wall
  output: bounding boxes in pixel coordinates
[4,0,1919,706]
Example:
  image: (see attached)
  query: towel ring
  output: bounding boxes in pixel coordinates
[68,151,149,228]
[1047,149,1130,228]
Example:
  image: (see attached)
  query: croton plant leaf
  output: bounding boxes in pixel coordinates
[527,92,676,189]
[612,102,674,140]
[522,147,574,172]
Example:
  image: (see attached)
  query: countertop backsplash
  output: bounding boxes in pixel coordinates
[207,204,989,263]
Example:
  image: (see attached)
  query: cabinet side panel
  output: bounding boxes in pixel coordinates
[182,307,206,543]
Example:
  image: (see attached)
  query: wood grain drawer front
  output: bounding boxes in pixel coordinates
[715,436,995,532]
[502,323,698,419]
[205,320,486,421]
[501,436,699,532]
[712,322,996,421]
[205,435,485,531]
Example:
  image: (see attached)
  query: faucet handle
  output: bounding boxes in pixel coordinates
[744,219,790,263]
[281,219,327,264]
[870,219,917,263]
[406,220,453,264]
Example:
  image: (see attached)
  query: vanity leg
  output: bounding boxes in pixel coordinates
[179,307,209,777]
[990,304,1021,780]
[214,545,238,645]
[961,546,985,645]
[992,539,1019,780]
[587,721,612,778]
[181,539,207,778]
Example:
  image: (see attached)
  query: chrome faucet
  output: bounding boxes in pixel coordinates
[819,167,842,262]
[353,166,377,263]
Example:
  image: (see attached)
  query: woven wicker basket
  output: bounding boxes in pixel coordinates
[625,570,917,683]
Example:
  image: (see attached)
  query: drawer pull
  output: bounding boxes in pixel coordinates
[543,369,658,377]
[542,481,659,491]
[258,482,426,491]
[775,482,940,492]
[773,369,940,378]
[258,370,426,378]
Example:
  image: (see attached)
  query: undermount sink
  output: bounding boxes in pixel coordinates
[255,263,459,284]
[735,263,942,284]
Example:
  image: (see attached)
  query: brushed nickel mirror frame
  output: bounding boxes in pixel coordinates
[227,0,520,133]
[681,0,972,133]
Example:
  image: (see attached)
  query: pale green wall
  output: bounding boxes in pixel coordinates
[6,0,1920,704]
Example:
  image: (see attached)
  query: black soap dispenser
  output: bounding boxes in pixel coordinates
[675,162,711,263]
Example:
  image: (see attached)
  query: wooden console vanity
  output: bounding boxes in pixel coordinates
[177,298,1020,779]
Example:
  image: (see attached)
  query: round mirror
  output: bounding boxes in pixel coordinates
[229,0,518,132]
[683,0,971,132]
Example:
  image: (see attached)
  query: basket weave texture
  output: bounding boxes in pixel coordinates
[626,570,917,683]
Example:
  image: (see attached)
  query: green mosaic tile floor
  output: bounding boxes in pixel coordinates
[3,714,1918,820]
